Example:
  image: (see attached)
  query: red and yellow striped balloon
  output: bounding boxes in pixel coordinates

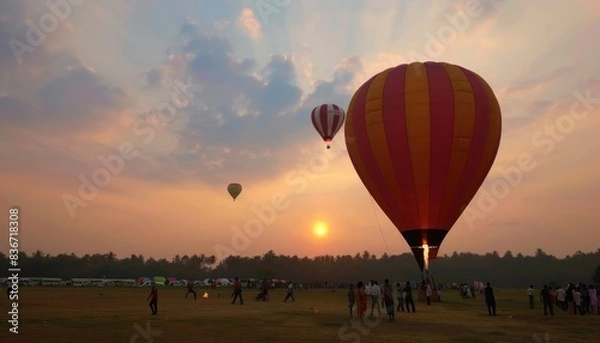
[345,61,502,271]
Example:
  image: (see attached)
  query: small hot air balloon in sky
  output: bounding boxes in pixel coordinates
[345,61,502,272]
[311,104,346,149]
[227,183,242,201]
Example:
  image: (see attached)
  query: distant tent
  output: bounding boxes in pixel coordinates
[215,278,230,285]
[154,276,166,284]
[167,277,177,284]
[137,276,148,284]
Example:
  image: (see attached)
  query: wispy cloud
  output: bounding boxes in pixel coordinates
[1,0,599,259]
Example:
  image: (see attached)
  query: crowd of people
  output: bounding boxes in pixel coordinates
[526,283,599,316]
[140,277,598,318]
[347,280,426,323]
[143,277,299,314]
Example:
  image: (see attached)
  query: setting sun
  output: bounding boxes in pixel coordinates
[313,221,328,238]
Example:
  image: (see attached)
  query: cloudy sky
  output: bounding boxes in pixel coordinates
[1,0,599,262]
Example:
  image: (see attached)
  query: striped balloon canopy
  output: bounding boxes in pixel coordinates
[345,61,502,271]
[311,104,346,149]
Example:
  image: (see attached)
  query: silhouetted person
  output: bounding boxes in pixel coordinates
[527,285,535,309]
[540,285,554,315]
[283,281,295,302]
[573,287,583,315]
[396,282,404,312]
[383,279,395,321]
[370,280,381,318]
[357,281,368,323]
[565,283,575,314]
[231,277,243,304]
[147,284,158,315]
[485,282,496,316]
[186,282,197,300]
[347,284,355,318]
[404,282,415,313]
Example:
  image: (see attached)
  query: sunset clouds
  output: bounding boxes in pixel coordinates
[1,0,599,261]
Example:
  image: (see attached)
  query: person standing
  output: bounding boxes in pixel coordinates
[565,283,575,314]
[426,283,432,306]
[370,281,381,319]
[283,281,295,302]
[365,281,373,310]
[395,282,404,312]
[147,284,158,315]
[556,285,566,310]
[404,281,415,313]
[261,279,270,301]
[357,281,368,323]
[185,282,197,300]
[588,285,598,315]
[540,285,554,316]
[549,287,557,312]
[573,288,583,315]
[347,284,356,319]
[527,285,535,309]
[383,279,395,321]
[485,282,497,316]
[231,277,243,305]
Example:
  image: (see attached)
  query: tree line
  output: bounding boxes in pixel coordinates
[2,249,599,288]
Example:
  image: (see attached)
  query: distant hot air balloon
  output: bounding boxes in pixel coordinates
[227,183,242,201]
[311,104,346,149]
[345,61,502,272]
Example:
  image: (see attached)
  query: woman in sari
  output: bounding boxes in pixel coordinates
[356,281,368,323]
[383,279,395,321]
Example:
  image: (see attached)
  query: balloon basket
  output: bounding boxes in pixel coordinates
[418,270,440,302]
[418,289,441,302]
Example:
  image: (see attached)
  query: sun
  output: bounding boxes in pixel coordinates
[313,221,328,238]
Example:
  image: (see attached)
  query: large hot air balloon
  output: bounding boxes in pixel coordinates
[227,183,242,201]
[345,61,501,272]
[311,104,346,149]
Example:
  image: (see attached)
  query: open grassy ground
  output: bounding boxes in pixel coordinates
[1,286,597,342]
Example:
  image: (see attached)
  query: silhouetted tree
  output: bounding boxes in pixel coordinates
[2,249,598,287]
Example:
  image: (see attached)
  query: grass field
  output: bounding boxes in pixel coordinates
[1,286,597,342]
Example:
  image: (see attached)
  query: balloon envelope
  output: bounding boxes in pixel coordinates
[228,183,242,201]
[345,61,502,271]
[311,104,346,148]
